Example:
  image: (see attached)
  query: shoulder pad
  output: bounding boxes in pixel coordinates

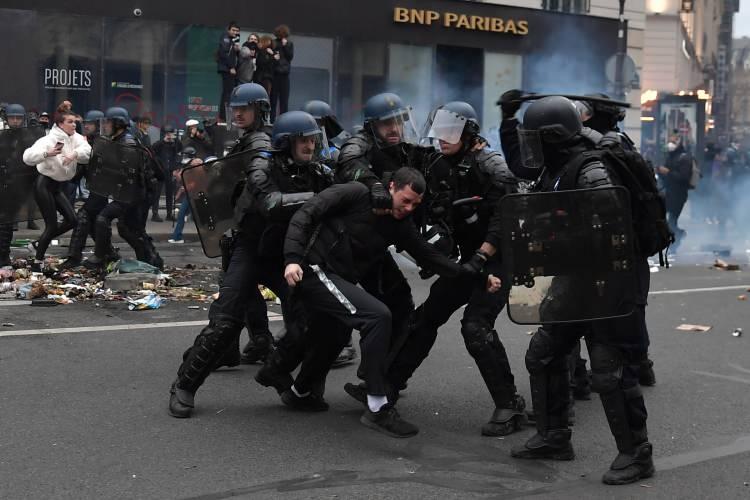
[475,148,518,185]
[580,127,603,146]
[597,130,622,150]
[239,131,271,153]
[578,160,617,188]
[338,133,372,164]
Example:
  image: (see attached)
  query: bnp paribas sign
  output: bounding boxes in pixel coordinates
[393,7,529,35]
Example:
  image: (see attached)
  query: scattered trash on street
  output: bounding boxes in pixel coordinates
[732,328,743,338]
[676,324,713,332]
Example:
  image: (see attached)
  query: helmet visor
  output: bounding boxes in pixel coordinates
[371,107,419,148]
[290,128,331,163]
[421,108,467,146]
[517,128,545,171]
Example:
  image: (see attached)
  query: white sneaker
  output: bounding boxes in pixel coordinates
[168,239,184,244]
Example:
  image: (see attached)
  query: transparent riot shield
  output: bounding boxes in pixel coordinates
[86,136,144,204]
[500,186,636,324]
[0,127,45,224]
[181,149,253,257]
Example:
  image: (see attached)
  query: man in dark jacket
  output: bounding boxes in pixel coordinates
[217,21,241,123]
[283,167,500,438]
[270,24,294,121]
[658,134,692,248]
[151,125,182,221]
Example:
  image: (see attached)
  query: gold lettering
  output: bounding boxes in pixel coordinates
[394,7,409,23]
[444,12,458,27]
[411,9,425,24]
[491,18,504,32]
[517,20,529,35]
[456,14,471,29]
[505,19,517,34]
[426,10,440,25]
[470,16,484,31]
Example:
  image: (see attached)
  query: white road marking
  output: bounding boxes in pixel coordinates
[649,284,749,295]
[692,370,750,385]
[0,315,283,338]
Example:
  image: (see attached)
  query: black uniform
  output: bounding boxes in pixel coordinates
[171,132,335,408]
[91,131,163,269]
[284,182,468,397]
[513,136,651,475]
[386,147,526,434]
[151,137,182,219]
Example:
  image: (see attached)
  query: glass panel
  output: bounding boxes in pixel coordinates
[482,52,523,151]
[388,44,433,129]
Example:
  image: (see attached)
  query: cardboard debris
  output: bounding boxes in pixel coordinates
[676,324,712,332]
[713,259,741,271]
[738,295,747,301]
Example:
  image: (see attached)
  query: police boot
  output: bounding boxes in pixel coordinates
[602,441,654,485]
[117,221,147,262]
[88,216,113,268]
[255,349,294,394]
[61,211,90,269]
[525,404,576,427]
[241,332,274,364]
[170,319,241,418]
[332,339,358,368]
[510,428,575,460]
[482,394,527,436]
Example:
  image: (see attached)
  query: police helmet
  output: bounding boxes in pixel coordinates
[272,111,321,151]
[521,96,582,144]
[181,145,198,164]
[229,83,271,127]
[104,107,131,128]
[363,93,410,123]
[302,100,343,138]
[580,92,626,133]
[441,101,480,136]
[84,109,104,123]
[6,104,26,117]
[162,124,176,134]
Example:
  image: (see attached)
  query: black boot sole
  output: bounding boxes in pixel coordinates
[511,447,575,461]
[602,464,655,485]
[360,415,419,438]
[168,394,193,418]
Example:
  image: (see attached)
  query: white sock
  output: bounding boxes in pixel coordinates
[367,395,388,413]
[291,385,310,398]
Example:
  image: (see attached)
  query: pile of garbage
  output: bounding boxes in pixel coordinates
[0,257,225,308]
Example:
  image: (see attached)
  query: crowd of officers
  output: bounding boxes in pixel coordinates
[1,81,657,485]
[160,82,657,486]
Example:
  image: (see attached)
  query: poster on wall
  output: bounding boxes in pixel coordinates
[39,57,96,114]
[659,102,698,153]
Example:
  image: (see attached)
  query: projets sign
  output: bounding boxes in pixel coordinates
[43,68,93,91]
[393,7,529,35]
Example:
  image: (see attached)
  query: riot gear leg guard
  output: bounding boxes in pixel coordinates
[0,223,13,266]
[89,214,114,265]
[589,343,653,484]
[511,327,575,460]
[169,317,243,417]
[460,320,525,436]
[61,208,90,268]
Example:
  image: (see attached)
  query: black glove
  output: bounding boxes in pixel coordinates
[461,251,489,275]
[498,89,524,118]
[370,182,392,211]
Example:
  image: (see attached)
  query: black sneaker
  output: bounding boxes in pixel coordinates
[332,344,358,367]
[344,382,367,405]
[255,363,294,394]
[151,214,164,223]
[360,405,419,438]
[58,258,82,270]
[602,442,655,485]
[168,383,195,418]
[240,335,273,364]
[280,389,329,412]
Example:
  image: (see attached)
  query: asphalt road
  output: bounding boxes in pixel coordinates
[1,237,750,499]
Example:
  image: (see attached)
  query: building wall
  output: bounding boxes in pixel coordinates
[480,0,645,143]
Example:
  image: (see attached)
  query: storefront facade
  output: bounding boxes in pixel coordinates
[0,0,618,143]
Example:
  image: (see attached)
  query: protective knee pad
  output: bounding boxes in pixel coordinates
[589,344,624,394]
[525,328,566,375]
[461,320,494,357]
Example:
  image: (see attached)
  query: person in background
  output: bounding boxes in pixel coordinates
[253,35,277,98]
[135,116,153,148]
[217,21,241,123]
[151,125,182,222]
[658,132,693,250]
[270,25,294,121]
[182,119,214,160]
[238,33,258,85]
[39,112,51,130]
[168,146,202,244]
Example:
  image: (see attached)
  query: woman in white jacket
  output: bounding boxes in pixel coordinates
[22,109,91,270]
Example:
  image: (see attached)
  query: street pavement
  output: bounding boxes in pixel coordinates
[1,226,750,499]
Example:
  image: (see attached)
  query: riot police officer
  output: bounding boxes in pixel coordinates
[346,101,526,436]
[508,96,653,486]
[168,99,332,418]
[0,104,31,266]
[84,107,162,270]
[82,110,104,145]
[577,94,657,388]
[302,100,345,159]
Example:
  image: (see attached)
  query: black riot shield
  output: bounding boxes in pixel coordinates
[500,186,636,324]
[0,126,45,224]
[181,149,252,257]
[86,136,143,204]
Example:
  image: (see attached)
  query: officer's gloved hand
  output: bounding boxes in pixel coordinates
[458,204,478,224]
[370,182,392,213]
[499,89,524,119]
[462,250,489,275]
